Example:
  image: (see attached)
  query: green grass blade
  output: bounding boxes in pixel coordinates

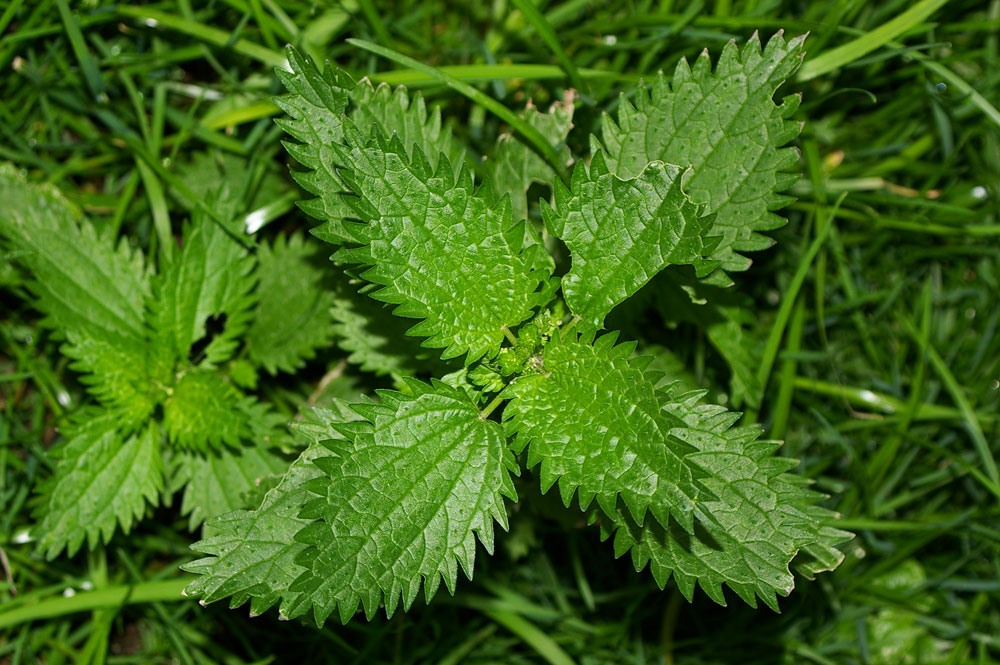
[749,193,846,423]
[798,0,951,81]
[483,609,577,665]
[116,5,285,68]
[900,316,1000,489]
[510,0,585,92]
[54,0,105,100]
[347,38,570,183]
[0,578,190,629]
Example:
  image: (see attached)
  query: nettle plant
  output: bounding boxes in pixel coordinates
[0,163,338,558]
[183,33,850,625]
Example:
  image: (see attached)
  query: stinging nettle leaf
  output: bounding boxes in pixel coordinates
[183,403,361,616]
[543,153,720,326]
[149,205,257,372]
[0,164,159,422]
[598,384,851,609]
[279,48,555,363]
[596,31,806,280]
[328,127,555,362]
[182,443,327,615]
[246,233,337,375]
[284,380,517,625]
[33,411,163,560]
[502,331,704,532]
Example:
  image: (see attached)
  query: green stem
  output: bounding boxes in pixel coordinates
[0,578,191,630]
[479,393,507,420]
[559,315,582,338]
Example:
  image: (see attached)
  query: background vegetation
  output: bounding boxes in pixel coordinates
[1,0,998,663]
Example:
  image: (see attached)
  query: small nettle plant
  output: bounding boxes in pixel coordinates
[0,31,851,627]
[185,33,849,624]
[0,165,337,557]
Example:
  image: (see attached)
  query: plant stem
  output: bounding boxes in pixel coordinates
[479,393,507,420]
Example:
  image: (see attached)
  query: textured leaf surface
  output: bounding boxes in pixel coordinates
[543,153,719,326]
[487,94,574,223]
[182,443,326,614]
[599,384,849,609]
[33,412,162,559]
[502,332,703,531]
[175,443,291,531]
[348,79,467,168]
[0,164,157,421]
[277,48,462,244]
[286,380,517,625]
[183,404,358,615]
[149,208,257,370]
[597,32,805,277]
[162,370,276,452]
[319,127,554,362]
[279,49,554,362]
[246,234,336,374]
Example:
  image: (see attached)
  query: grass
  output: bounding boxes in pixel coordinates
[1,0,999,663]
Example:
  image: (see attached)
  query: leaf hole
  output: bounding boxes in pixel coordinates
[189,313,228,365]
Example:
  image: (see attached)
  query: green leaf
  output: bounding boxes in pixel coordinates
[315,125,555,362]
[182,442,327,615]
[246,234,336,374]
[486,94,575,224]
[348,77,468,169]
[276,48,463,245]
[183,404,359,616]
[0,163,158,421]
[33,411,163,560]
[330,277,450,377]
[543,153,719,326]
[174,442,291,531]
[502,332,703,532]
[278,49,554,362]
[162,370,276,452]
[598,384,850,609]
[285,380,517,625]
[596,32,805,279]
[149,205,257,370]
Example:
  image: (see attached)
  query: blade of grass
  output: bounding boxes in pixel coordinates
[54,0,105,100]
[770,297,806,440]
[355,0,394,47]
[747,192,846,423]
[510,0,585,92]
[376,64,639,87]
[798,0,951,81]
[347,38,569,183]
[0,578,190,630]
[116,5,286,68]
[482,609,577,665]
[900,316,999,489]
